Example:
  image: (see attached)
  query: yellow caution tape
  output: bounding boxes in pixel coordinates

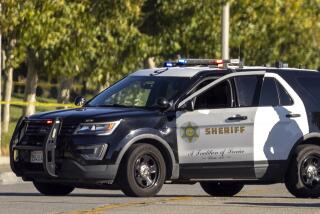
[13,81,83,90]
[0,101,76,108]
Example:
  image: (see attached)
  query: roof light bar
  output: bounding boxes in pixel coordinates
[163,58,242,67]
[176,59,229,66]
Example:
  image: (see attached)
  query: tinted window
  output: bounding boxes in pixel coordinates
[195,78,216,91]
[194,80,232,109]
[276,81,293,106]
[297,77,320,103]
[234,76,262,107]
[259,78,279,106]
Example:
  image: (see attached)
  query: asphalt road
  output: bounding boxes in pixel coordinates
[0,182,320,214]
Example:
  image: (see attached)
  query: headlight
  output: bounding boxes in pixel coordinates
[73,120,121,135]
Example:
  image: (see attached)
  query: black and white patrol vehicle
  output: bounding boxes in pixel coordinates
[10,59,320,198]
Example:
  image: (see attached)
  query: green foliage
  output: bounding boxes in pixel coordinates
[1,0,320,87]
[140,0,222,62]
[230,0,320,68]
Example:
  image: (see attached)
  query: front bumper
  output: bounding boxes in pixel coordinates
[17,158,119,184]
[10,117,120,184]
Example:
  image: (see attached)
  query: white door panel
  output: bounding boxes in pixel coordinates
[177,107,256,164]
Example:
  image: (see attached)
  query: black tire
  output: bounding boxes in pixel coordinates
[200,182,244,196]
[119,143,166,197]
[33,181,75,196]
[285,144,320,198]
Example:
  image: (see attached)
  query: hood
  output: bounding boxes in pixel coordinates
[29,107,158,124]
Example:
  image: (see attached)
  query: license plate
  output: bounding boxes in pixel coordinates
[30,151,43,163]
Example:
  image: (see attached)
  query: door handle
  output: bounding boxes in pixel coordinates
[286,113,301,118]
[227,115,248,121]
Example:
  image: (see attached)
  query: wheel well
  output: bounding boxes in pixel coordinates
[129,139,174,180]
[300,137,320,147]
[286,136,320,176]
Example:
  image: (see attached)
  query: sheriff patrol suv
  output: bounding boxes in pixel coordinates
[10,59,320,198]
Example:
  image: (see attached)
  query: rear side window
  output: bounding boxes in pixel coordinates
[259,77,293,106]
[276,81,293,106]
[234,76,262,107]
[259,78,279,106]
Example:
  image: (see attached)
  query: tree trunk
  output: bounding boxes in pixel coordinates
[144,57,156,69]
[96,72,111,94]
[57,77,73,106]
[23,51,38,116]
[2,67,13,133]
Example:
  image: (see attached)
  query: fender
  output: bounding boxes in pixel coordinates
[114,128,179,179]
[286,132,320,168]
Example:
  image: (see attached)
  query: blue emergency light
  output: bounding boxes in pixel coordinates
[163,62,176,67]
[163,58,241,67]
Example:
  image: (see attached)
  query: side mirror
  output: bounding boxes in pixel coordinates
[180,100,194,111]
[156,97,171,110]
[74,96,86,106]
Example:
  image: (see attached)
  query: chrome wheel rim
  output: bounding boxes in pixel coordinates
[300,154,320,189]
[134,154,159,188]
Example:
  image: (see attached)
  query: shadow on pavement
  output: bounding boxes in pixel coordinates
[0,192,298,199]
[225,202,320,208]
[233,195,293,199]
[0,192,205,198]
[0,192,124,197]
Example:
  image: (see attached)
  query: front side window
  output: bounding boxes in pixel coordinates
[194,80,233,109]
[87,76,190,108]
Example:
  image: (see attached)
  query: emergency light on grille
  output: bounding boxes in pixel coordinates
[163,58,241,68]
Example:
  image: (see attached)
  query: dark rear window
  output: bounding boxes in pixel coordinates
[297,77,320,103]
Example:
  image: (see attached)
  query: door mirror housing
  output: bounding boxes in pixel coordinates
[186,100,194,111]
[156,97,171,110]
[74,96,86,106]
[180,100,194,111]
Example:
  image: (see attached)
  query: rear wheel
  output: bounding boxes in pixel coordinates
[33,181,74,196]
[285,144,320,198]
[200,182,244,196]
[119,143,166,197]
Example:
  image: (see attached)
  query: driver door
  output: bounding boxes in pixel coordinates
[176,74,262,179]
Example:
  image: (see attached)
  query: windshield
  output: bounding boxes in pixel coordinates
[87,76,190,108]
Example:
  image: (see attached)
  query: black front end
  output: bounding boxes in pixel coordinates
[10,117,118,185]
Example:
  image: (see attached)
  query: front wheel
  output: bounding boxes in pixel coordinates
[33,181,74,196]
[285,144,320,198]
[200,182,244,196]
[119,143,166,197]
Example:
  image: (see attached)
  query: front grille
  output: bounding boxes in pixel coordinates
[26,123,51,136]
[21,121,52,146]
[60,124,77,136]
[20,121,78,146]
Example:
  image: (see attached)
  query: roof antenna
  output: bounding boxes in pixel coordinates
[275,61,283,68]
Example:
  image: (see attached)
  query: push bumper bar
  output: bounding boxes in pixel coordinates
[10,117,61,178]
